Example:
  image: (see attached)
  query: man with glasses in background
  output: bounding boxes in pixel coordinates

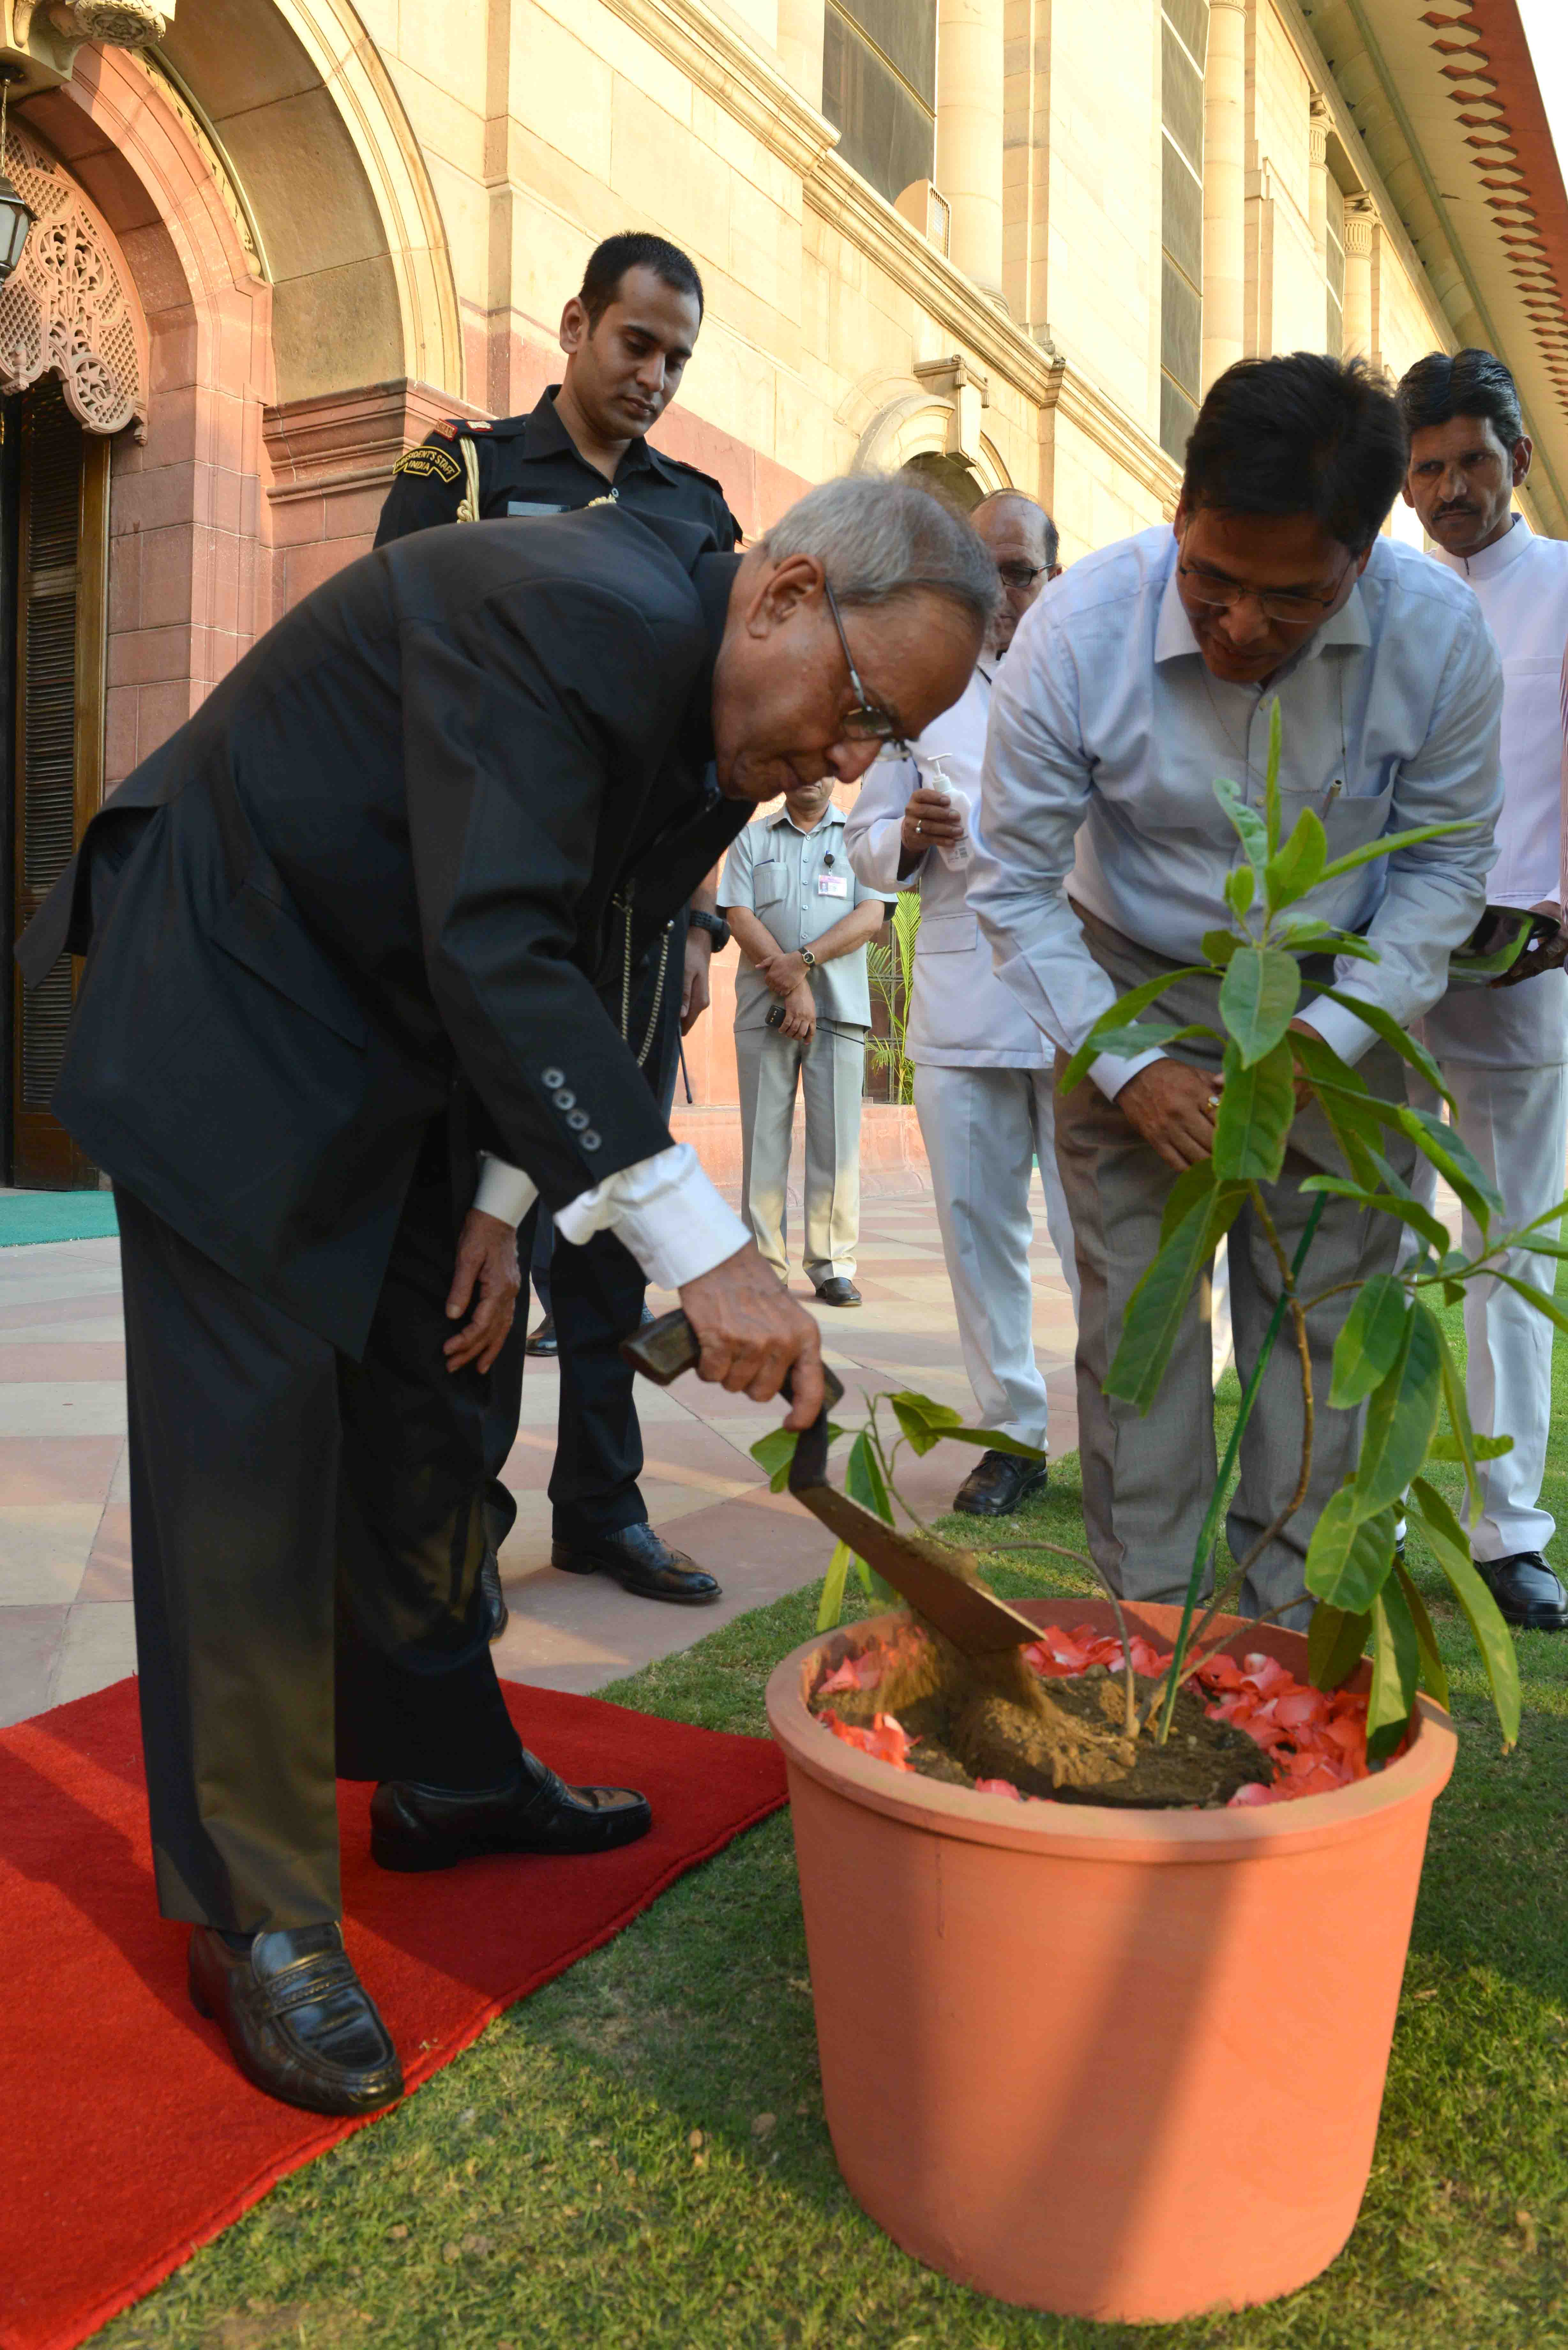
[970,354,1502,1628]
[847,490,1075,1518]
[719,581,896,1309]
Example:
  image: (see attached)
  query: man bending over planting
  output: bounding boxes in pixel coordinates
[969,353,1502,1628]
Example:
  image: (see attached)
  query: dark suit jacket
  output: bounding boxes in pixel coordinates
[18,508,748,1357]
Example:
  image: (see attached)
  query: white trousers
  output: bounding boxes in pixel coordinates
[735,1022,865,1283]
[913,1063,1078,1452]
[1407,1055,1568,1561]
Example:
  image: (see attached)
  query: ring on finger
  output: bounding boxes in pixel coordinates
[1206,1093,1221,1113]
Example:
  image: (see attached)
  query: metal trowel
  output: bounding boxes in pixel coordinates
[621,1309,1044,1659]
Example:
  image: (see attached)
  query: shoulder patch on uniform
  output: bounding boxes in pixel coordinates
[396,445,463,485]
[431,419,459,440]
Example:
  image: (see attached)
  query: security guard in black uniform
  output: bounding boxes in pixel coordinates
[376,230,738,1619]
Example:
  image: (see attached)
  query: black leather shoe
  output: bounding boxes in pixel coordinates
[524,1314,558,1357]
[371,1750,652,1871]
[1479,1550,1568,1631]
[952,1449,1050,1518]
[480,1546,508,1642]
[814,1277,862,1308]
[552,1520,721,1604]
[188,1924,403,2117]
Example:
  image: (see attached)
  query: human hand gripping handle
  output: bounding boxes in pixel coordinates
[623,1246,833,1432]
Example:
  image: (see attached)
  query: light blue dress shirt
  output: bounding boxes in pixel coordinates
[969,525,1504,1097]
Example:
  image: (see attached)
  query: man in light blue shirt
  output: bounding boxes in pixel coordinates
[971,352,1503,1624]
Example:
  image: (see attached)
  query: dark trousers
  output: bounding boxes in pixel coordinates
[118,1139,524,1933]
[483,918,686,1552]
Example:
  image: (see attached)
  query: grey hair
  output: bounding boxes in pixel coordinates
[761,474,999,629]
[973,487,1060,571]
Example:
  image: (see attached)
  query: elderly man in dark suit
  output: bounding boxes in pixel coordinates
[19,476,991,2117]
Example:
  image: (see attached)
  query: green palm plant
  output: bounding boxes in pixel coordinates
[865,891,921,1105]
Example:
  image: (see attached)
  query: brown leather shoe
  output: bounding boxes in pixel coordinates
[370,1748,652,1872]
[188,1924,403,2117]
[551,1521,720,1604]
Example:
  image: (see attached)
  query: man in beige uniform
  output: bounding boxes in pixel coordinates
[721,776,891,1305]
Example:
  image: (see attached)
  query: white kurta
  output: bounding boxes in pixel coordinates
[846,666,1078,1453]
[1412,515,1568,1563]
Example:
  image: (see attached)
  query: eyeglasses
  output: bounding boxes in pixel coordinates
[823,580,907,753]
[1177,542,1354,627]
[997,561,1047,591]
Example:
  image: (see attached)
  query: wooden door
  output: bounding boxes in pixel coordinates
[10,379,109,1188]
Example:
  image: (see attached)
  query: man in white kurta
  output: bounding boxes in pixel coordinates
[1398,350,1568,1631]
[846,493,1076,1517]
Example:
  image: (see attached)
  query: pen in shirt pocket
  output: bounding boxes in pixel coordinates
[1322,780,1343,811]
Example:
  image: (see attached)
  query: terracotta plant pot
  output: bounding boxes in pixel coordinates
[765,1596,1457,2322]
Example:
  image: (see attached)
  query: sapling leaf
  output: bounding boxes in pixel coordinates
[750,1422,844,1493]
[1202,928,1240,967]
[888,1392,957,1456]
[1316,989,1454,1109]
[1212,1036,1294,1182]
[1315,816,1473,883]
[1434,1322,1483,1513]
[1394,1559,1451,1710]
[1264,697,1283,853]
[1225,862,1255,920]
[1213,774,1270,886]
[1368,1582,1420,1760]
[1304,1487,1398,1611]
[846,1431,893,1524]
[1160,1158,1218,1247]
[1493,1269,1568,1340]
[1277,917,1379,961]
[1427,1429,1513,1463]
[1397,1102,1503,1236]
[1071,1022,1212,1061]
[1219,945,1301,1066]
[1265,807,1328,912]
[1330,1273,1410,1409]
[1355,1302,1442,1516]
[1058,969,1211,1090]
[1105,1186,1245,1411]
[1408,1476,1521,1747]
[1308,1600,1371,1691]
[815,1540,854,1631]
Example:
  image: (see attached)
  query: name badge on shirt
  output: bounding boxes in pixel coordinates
[816,874,848,899]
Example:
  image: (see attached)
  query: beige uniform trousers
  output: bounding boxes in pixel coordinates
[735,1022,866,1285]
[1054,907,1413,1625]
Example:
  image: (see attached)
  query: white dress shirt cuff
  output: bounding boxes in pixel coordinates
[1300,993,1377,1068]
[1091,1044,1166,1100]
[555,1141,750,1291]
[474,1154,539,1226]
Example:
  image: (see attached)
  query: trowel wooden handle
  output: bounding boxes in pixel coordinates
[621,1307,844,1410]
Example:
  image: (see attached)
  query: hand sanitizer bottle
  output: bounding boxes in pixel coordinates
[926,757,972,871]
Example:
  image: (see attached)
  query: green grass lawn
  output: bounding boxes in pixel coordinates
[98,1313,1568,2350]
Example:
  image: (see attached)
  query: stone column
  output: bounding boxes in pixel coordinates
[1342,199,1375,362]
[1202,0,1248,391]
[936,0,1006,304]
[1308,97,1329,260]
[775,0,825,107]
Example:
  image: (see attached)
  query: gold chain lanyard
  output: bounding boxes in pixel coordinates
[615,887,675,1069]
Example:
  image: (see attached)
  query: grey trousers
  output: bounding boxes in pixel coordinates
[1054,909,1413,1624]
[914,1062,1078,1452]
[735,1021,866,1283]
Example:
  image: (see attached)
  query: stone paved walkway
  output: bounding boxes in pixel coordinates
[0,1174,1079,1726]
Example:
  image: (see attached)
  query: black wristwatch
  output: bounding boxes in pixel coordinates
[688,908,730,951]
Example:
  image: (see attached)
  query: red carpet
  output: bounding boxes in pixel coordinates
[0,1675,787,2350]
